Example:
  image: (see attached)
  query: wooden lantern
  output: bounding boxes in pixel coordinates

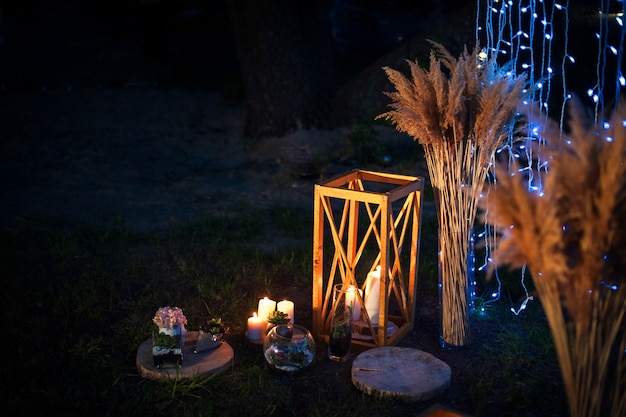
[312,170,424,349]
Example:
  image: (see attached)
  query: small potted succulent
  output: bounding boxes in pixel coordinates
[195,317,228,353]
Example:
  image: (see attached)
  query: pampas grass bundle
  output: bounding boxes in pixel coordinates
[378,42,527,347]
[479,97,626,417]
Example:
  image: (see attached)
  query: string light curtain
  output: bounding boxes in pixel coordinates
[474,0,625,313]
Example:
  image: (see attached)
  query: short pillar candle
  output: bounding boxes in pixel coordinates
[364,266,381,325]
[247,312,263,340]
[257,297,276,323]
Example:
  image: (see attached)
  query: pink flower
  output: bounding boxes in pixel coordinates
[153,306,188,329]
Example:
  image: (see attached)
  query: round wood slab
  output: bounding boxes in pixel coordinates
[136,331,233,381]
[351,347,451,402]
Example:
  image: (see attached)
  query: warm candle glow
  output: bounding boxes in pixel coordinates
[345,285,362,322]
[247,312,263,341]
[364,266,381,325]
[257,297,276,323]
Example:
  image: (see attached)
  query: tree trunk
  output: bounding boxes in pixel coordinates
[227,0,336,140]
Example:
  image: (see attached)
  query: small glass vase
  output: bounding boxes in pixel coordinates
[263,324,316,373]
[438,227,475,349]
[152,325,184,368]
[328,284,354,361]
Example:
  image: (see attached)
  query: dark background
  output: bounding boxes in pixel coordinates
[1,0,620,140]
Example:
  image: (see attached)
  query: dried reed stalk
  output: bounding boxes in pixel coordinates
[479,97,626,417]
[378,42,527,346]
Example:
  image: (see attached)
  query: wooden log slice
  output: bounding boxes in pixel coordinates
[136,331,234,381]
[351,347,451,402]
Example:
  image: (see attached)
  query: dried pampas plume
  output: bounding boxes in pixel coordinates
[377,41,528,347]
[377,41,526,155]
[479,96,626,417]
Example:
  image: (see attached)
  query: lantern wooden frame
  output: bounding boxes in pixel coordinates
[312,170,424,349]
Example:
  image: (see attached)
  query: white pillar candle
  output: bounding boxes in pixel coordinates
[345,285,362,321]
[364,266,381,325]
[277,300,295,324]
[257,297,276,323]
[247,312,263,341]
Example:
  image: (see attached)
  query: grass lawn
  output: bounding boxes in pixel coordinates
[3,202,567,417]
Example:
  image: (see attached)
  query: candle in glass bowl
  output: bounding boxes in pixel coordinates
[364,266,381,325]
[257,297,276,323]
[277,300,295,324]
[247,312,263,340]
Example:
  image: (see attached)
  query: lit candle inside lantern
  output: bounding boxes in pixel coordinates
[364,265,381,325]
[345,285,362,321]
[257,297,276,323]
[276,300,295,324]
[247,312,263,341]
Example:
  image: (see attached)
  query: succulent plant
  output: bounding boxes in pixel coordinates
[266,310,290,325]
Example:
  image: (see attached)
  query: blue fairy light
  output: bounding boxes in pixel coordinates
[474,0,624,314]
